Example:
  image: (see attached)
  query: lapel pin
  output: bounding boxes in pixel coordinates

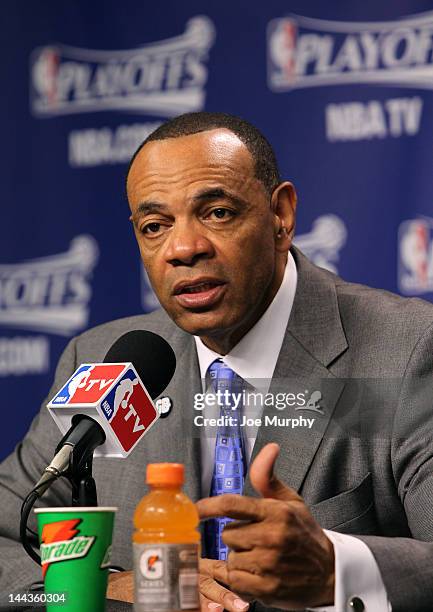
[155,396,173,418]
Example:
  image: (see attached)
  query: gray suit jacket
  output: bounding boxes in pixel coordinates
[1,248,433,612]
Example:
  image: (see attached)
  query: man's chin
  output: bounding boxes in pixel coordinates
[170,309,234,339]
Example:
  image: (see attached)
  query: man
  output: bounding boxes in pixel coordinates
[1,112,433,612]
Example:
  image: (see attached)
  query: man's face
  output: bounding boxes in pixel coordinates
[127,129,284,347]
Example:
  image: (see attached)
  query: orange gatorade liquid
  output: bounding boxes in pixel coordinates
[133,463,200,612]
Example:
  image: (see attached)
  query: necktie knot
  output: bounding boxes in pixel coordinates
[208,359,244,400]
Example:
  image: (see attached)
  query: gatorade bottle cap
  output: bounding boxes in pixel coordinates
[146,463,184,486]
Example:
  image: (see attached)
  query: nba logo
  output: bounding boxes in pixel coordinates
[31,47,60,109]
[50,365,94,405]
[267,18,298,88]
[398,218,433,295]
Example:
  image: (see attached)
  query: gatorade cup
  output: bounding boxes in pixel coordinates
[35,506,117,612]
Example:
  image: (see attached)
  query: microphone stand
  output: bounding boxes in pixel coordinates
[62,416,104,506]
[69,453,98,506]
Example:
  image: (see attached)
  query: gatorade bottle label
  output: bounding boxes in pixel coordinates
[133,542,199,611]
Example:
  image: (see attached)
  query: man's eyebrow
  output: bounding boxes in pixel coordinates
[134,202,168,217]
[193,187,246,207]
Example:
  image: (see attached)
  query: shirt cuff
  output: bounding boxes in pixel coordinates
[308,530,391,612]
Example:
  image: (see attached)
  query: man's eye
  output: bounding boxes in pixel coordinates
[210,208,234,220]
[141,222,162,235]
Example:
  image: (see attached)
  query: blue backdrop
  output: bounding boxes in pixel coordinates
[1,0,433,459]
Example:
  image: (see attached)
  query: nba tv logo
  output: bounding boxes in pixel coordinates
[398,218,433,295]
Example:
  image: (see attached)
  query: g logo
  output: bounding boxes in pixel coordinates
[140,548,163,580]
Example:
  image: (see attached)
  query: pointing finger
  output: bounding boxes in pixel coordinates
[197,494,265,522]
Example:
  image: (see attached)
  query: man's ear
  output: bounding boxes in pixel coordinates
[271,182,297,252]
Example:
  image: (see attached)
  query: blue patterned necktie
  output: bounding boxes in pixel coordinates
[204,359,247,560]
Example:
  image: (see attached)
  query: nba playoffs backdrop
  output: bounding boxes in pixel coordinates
[1,0,432,458]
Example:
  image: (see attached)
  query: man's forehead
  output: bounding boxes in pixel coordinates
[128,128,255,186]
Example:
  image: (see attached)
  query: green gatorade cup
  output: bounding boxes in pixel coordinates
[35,507,117,611]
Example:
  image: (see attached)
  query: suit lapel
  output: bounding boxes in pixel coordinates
[244,248,348,496]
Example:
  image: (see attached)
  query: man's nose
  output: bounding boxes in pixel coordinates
[164,220,215,266]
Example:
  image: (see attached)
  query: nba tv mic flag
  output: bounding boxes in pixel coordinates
[47,330,176,457]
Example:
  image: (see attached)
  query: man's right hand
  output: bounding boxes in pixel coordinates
[200,558,250,612]
[107,561,250,612]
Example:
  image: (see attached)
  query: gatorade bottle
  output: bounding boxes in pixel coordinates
[133,463,200,612]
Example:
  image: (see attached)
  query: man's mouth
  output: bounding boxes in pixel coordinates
[173,278,225,295]
[173,279,227,308]
[177,282,221,294]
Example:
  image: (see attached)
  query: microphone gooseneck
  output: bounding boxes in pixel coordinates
[32,416,106,498]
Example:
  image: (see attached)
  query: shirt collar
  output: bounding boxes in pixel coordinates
[194,251,297,385]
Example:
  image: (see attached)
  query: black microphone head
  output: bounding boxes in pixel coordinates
[103,330,176,399]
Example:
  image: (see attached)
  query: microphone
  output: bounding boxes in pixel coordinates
[35,330,176,495]
[21,330,176,566]
[104,330,176,399]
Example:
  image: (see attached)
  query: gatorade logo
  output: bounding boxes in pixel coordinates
[140,548,163,580]
[40,519,95,577]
